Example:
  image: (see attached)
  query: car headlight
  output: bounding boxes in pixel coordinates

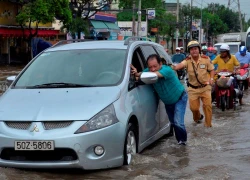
[75,104,119,134]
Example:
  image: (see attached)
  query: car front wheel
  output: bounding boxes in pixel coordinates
[123,123,137,165]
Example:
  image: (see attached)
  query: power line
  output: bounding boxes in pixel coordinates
[228,0,243,31]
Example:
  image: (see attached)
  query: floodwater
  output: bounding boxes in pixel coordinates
[0,66,250,179]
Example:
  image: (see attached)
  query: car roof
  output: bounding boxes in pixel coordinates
[46,40,162,52]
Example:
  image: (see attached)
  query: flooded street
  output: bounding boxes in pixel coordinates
[0,66,250,179]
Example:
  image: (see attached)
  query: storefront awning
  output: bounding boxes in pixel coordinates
[90,20,109,32]
[104,22,120,33]
[90,20,120,33]
[0,27,59,37]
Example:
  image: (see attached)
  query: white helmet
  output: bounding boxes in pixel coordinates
[201,45,207,50]
[220,44,230,52]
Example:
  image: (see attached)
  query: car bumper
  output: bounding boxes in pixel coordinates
[0,122,125,170]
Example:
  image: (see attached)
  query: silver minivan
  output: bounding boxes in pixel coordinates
[0,39,172,169]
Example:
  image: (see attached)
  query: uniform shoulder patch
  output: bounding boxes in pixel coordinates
[185,55,191,60]
[201,55,209,59]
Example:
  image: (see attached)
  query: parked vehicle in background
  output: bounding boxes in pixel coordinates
[214,32,246,55]
[0,38,172,170]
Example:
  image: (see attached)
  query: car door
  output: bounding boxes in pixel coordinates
[140,45,170,130]
[130,46,159,143]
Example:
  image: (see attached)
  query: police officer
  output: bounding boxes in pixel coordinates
[172,40,215,127]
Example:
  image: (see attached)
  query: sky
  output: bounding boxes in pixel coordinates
[166,0,250,21]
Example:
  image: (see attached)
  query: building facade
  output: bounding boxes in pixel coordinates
[0,1,59,64]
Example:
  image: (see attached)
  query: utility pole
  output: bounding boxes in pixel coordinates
[132,1,136,37]
[228,0,242,32]
[190,0,193,42]
[175,0,179,48]
[199,0,203,43]
[237,0,243,32]
[137,0,141,37]
[206,19,209,45]
[228,0,231,8]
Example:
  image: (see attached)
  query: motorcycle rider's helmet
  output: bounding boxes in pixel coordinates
[207,46,214,52]
[207,47,214,57]
[201,45,208,51]
[220,44,230,52]
[187,40,201,53]
[239,46,247,55]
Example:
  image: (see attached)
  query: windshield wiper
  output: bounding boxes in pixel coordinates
[27,83,95,88]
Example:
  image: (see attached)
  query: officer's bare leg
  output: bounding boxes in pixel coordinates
[188,93,201,122]
[201,90,212,127]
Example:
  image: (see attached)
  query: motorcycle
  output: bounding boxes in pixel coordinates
[215,70,238,111]
[236,63,250,91]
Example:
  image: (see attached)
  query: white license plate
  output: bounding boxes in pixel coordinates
[14,141,54,150]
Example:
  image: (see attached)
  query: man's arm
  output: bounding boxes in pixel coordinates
[209,70,215,85]
[172,62,185,71]
[130,64,142,77]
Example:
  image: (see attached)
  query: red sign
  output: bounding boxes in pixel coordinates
[0,28,59,37]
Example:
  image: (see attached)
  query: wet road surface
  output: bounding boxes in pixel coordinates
[0,67,250,179]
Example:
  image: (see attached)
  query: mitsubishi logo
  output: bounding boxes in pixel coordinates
[30,124,39,132]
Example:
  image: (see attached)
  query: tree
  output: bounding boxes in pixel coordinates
[180,3,246,45]
[204,3,241,32]
[65,0,112,39]
[15,0,72,40]
[117,0,177,42]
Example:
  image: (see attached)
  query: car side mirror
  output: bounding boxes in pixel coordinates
[140,72,158,84]
[6,76,16,86]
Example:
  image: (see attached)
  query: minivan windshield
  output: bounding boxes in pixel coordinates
[15,49,126,88]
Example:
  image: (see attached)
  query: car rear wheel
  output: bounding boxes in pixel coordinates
[123,123,137,165]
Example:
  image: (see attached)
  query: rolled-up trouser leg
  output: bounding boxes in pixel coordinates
[188,91,201,122]
[200,90,212,127]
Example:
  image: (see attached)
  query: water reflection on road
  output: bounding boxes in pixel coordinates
[1,68,250,179]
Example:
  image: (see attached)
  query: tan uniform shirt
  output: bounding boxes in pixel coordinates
[181,55,214,86]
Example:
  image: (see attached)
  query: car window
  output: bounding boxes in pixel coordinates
[140,45,158,61]
[154,46,172,65]
[129,47,145,90]
[14,49,127,87]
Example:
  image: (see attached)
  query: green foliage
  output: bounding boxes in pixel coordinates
[118,0,175,40]
[16,0,72,38]
[117,11,134,21]
[66,0,112,38]
[67,17,89,37]
[203,4,240,32]
[180,3,248,41]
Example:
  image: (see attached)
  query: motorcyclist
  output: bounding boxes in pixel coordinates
[207,47,218,70]
[213,47,218,56]
[172,47,185,63]
[207,47,216,60]
[201,45,208,55]
[172,47,186,80]
[212,44,240,73]
[212,44,241,105]
[235,46,250,65]
[235,46,250,90]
